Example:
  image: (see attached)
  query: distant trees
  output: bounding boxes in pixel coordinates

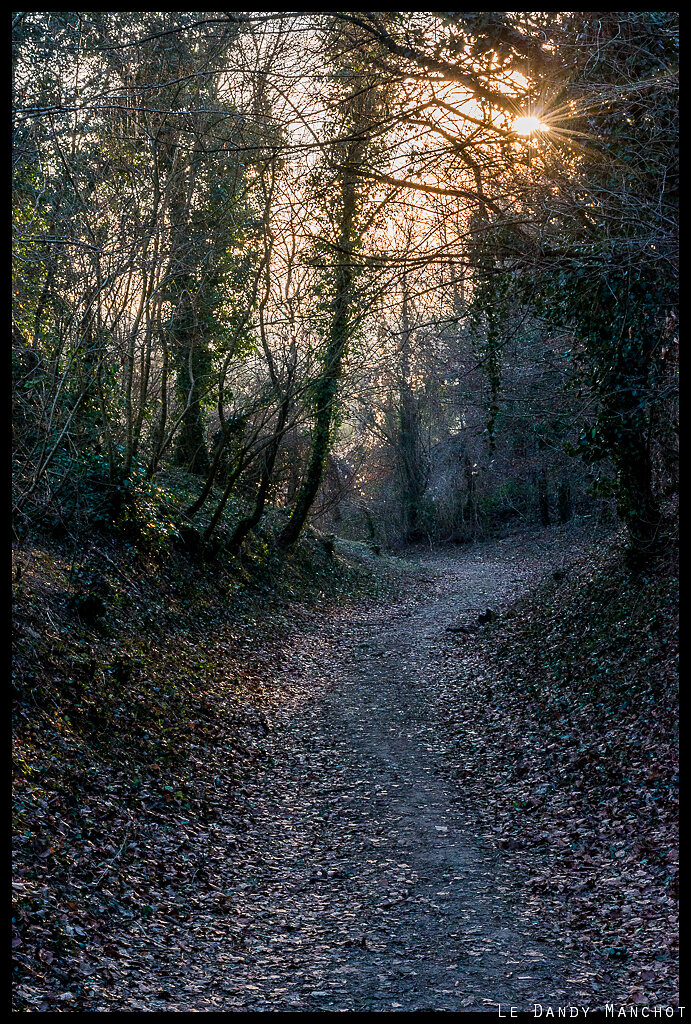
[456,11,679,556]
[13,13,677,556]
[367,10,678,555]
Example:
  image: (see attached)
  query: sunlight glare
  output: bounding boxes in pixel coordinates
[513,116,548,136]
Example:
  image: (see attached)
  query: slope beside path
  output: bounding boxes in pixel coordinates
[77,528,603,1011]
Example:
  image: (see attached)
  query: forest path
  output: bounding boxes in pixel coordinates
[98,529,598,1011]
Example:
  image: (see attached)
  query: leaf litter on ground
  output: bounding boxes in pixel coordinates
[12,519,678,1010]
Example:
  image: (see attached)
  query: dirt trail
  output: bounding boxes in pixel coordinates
[92,530,599,1011]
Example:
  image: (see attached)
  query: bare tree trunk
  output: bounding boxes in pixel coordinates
[278,152,357,548]
[227,395,290,553]
[396,273,427,541]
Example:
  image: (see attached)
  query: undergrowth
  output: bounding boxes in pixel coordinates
[11,514,397,1011]
[436,519,679,1005]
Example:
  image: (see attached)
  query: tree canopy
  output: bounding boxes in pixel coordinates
[12,11,678,558]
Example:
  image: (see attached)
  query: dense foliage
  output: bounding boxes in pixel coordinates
[13,12,677,557]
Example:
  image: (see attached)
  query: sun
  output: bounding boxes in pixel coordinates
[513,116,548,135]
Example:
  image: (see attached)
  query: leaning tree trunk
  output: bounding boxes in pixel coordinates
[276,26,385,548]
[226,395,290,553]
[277,161,356,548]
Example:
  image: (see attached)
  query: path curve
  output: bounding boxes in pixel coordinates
[95,531,598,1011]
